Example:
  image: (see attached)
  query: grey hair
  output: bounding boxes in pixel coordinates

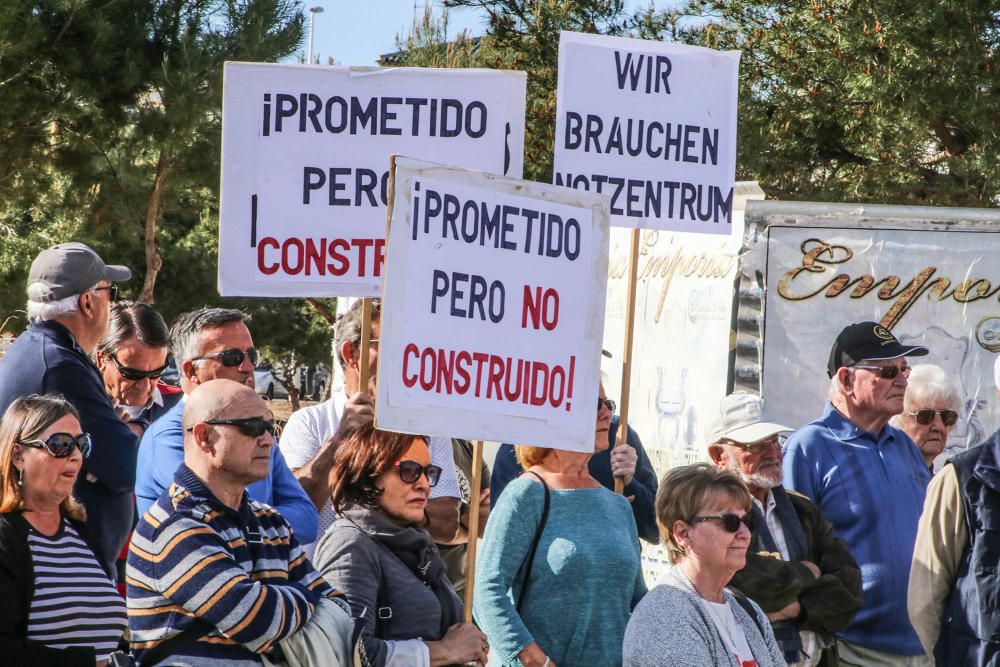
[94,301,170,359]
[333,298,381,369]
[889,364,962,428]
[827,374,845,402]
[26,292,83,323]
[169,308,250,364]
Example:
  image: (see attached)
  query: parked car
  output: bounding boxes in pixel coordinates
[254,364,290,400]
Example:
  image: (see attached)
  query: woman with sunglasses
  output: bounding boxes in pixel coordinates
[473,388,646,667]
[622,463,784,667]
[0,394,127,666]
[313,422,488,667]
[889,364,962,473]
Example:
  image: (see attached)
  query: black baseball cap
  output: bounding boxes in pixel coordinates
[827,321,928,377]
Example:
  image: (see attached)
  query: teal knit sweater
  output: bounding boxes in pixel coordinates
[474,476,646,666]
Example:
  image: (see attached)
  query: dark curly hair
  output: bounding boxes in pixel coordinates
[328,422,428,511]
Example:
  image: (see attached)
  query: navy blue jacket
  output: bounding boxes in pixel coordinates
[0,321,138,571]
[490,417,659,543]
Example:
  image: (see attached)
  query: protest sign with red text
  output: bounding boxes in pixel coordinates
[219,63,526,297]
[376,157,610,452]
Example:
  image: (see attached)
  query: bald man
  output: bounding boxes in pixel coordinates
[127,380,347,666]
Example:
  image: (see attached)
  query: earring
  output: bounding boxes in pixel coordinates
[17,468,23,487]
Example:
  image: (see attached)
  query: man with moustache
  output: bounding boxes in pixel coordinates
[708,392,862,667]
[784,322,932,667]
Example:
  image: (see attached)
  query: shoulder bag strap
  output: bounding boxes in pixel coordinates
[515,471,550,613]
[727,587,767,643]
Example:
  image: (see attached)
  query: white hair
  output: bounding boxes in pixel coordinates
[828,374,845,402]
[889,363,962,428]
[26,293,81,323]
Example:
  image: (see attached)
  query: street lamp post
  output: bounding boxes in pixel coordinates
[308,6,324,65]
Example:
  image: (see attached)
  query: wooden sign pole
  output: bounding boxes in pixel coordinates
[615,228,641,495]
[462,439,485,623]
[359,298,373,392]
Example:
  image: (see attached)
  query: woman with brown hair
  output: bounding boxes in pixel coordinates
[473,387,646,667]
[622,463,784,666]
[312,422,488,667]
[0,394,127,666]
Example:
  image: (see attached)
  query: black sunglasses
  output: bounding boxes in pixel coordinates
[196,417,279,438]
[19,432,92,458]
[393,460,442,487]
[597,397,617,414]
[690,512,754,533]
[907,408,959,427]
[109,353,168,382]
[91,284,119,302]
[852,364,910,380]
[191,347,259,368]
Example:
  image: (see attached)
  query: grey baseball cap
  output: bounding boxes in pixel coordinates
[26,242,131,303]
[705,391,793,445]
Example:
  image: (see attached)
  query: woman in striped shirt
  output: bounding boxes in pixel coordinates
[0,394,127,666]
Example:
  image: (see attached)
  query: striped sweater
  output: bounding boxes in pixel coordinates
[126,464,344,666]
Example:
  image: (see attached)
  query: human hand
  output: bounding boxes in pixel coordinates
[333,392,375,440]
[518,641,555,667]
[766,600,801,622]
[610,442,637,486]
[432,623,488,665]
[799,560,821,579]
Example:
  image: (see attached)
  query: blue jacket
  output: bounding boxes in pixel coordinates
[490,417,659,543]
[783,403,930,655]
[135,399,319,544]
[935,430,1000,666]
[0,321,138,571]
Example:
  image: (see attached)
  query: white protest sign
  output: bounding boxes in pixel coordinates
[553,31,739,233]
[218,63,526,297]
[376,157,610,452]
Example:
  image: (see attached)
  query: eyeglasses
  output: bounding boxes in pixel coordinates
[393,460,442,487]
[18,433,92,458]
[196,417,279,438]
[109,353,168,381]
[191,347,259,368]
[725,436,784,453]
[91,284,119,302]
[690,513,754,533]
[907,409,959,427]
[597,397,617,414]
[852,364,910,380]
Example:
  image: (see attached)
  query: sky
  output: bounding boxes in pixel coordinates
[303,1,489,67]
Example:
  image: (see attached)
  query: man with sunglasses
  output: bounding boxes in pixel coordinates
[135,308,318,544]
[708,391,862,667]
[783,321,933,667]
[94,301,180,432]
[128,379,349,666]
[0,241,137,572]
[908,355,1000,665]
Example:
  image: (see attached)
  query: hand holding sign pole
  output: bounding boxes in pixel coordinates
[614,228,641,494]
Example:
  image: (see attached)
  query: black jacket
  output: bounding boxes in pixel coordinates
[0,511,110,667]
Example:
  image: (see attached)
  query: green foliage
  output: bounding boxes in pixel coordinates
[684,0,1000,206]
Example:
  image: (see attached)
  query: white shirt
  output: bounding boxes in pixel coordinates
[279,392,460,556]
[702,598,757,666]
[753,491,822,667]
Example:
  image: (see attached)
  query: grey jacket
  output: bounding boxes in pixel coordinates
[313,512,462,667]
[622,566,785,667]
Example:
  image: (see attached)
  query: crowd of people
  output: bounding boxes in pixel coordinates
[0,240,994,667]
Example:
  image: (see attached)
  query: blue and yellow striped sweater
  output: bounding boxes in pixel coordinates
[127,464,344,666]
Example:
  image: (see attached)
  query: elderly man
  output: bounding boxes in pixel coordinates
[890,364,962,472]
[94,301,179,432]
[907,355,1000,665]
[135,308,317,543]
[784,321,932,667]
[708,391,862,667]
[128,379,347,665]
[279,298,461,550]
[0,242,135,570]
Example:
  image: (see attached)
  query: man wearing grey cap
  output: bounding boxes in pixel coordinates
[783,321,933,667]
[707,391,862,667]
[0,242,137,571]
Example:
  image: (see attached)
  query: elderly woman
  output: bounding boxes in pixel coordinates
[0,394,127,666]
[474,388,646,667]
[890,364,962,471]
[313,423,488,667]
[622,463,784,667]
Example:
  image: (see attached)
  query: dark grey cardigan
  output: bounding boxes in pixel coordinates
[313,509,463,667]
